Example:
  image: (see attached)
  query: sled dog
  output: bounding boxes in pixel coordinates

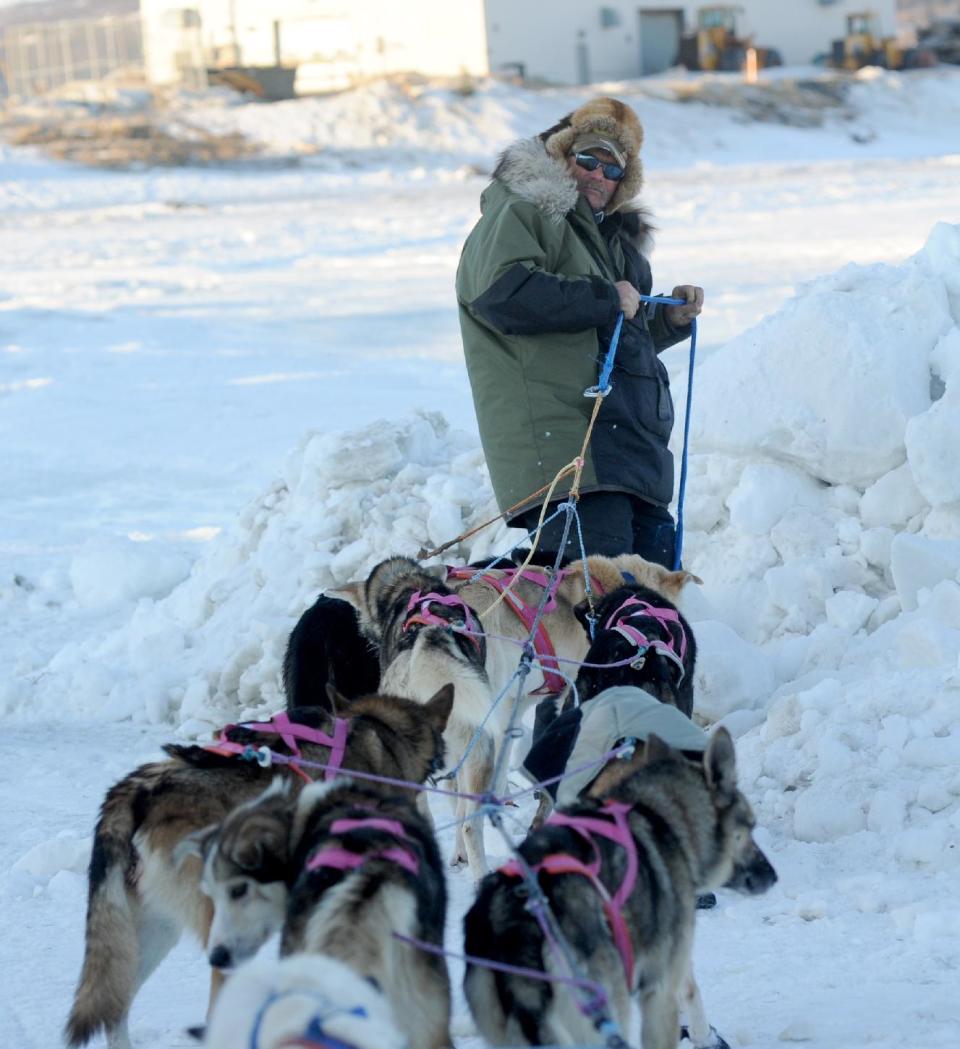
[523,578,699,826]
[64,686,451,1049]
[463,729,777,1049]
[332,554,699,877]
[282,593,380,711]
[566,580,697,716]
[202,953,407,1049]
[192,778,451,1049]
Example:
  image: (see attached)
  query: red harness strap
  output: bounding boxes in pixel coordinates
[205,712,350,785]
[499,799,638,987]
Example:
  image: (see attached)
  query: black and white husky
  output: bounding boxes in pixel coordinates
[190,777,452,1049]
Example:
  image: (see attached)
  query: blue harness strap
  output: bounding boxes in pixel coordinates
[248,989,367,1049]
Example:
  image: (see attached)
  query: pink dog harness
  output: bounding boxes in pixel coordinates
[446,566,574,695]
[207,711,350,784]
[498,799,638,987]
[402,590,484,656]
[603,596,688,679]
[305,816,420,877]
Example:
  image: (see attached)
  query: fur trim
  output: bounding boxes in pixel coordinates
[605,204,656,256]
[540,97,644,215]
[492,137,579,223]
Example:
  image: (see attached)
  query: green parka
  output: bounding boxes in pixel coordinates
[456,136,690,520]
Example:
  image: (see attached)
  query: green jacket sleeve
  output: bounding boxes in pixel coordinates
[461,200,620,337]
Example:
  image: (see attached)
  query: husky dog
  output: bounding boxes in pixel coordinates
[192,779,451,1049]
[203,953,408,1049]
[463,729,777,1049]
[331,556,494,878]
[333,554,700,877]
[524,579,699,825]
[282,594,380,711]
[568,581,697,716]
[64,686,452,1049]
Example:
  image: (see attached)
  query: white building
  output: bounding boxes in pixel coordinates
[482,0,903,82]
[140,0,903,90]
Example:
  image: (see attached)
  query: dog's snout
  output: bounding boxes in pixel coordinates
[745,851,778,894]
[208,945,233,970]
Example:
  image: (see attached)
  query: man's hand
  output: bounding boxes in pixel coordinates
[665,285,704,327]
[614,280,640,319]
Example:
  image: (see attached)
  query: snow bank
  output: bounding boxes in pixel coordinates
[11,224,960,882]
[683,222,960,877]
[170,66,960,169]
[19,411,516,732]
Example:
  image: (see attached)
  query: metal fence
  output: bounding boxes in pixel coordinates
[1,14,146,99]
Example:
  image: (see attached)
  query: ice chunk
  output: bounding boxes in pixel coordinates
[859,462,927,529]
[890,533,960,611]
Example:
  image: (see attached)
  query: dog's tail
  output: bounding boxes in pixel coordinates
[65,773,145,1046]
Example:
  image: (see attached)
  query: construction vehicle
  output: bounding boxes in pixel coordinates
[916,19,960,65]
[678,5,782,73]
[829,11,934,70]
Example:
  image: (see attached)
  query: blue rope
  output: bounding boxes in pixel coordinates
[673,315,697,570]
[584,311,624,397]
[582,294,697,570]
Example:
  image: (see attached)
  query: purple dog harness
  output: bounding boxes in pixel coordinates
[305,816,420,877]
[603,596,688,679]
[207,711,350,784]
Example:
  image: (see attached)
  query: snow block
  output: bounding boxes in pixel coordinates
[725,461,823,536]
[691,258,947,486]
[859,462,927,530]
[890,533,960,611]
[905,383,960,507]
[691,619,777,720]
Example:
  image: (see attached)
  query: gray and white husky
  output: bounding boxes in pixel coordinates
[189,777,452,1049]
[463,728,777,1049]
[64,686,452,1049]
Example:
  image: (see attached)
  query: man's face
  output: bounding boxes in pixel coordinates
[567,148,622,211]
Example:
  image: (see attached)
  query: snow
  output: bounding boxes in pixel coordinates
[1,69,959,1048]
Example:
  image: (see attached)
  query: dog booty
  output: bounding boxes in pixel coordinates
[204,954,408,1049]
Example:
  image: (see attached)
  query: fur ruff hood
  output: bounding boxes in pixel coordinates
[492,136,653,251]
[492,96,648,235]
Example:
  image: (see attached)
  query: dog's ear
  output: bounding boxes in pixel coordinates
[173,824,219,870]
[704,727,738,802]
[660,569,703,599]
[584,744,647,798]
[326,581,364,611]
[234,814,290,875]
[643,733,679,766]
[325,682,350,715]
[424,683,454,732]
[573,597,595,634]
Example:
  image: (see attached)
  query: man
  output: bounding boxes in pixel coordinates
[456,97,703,568]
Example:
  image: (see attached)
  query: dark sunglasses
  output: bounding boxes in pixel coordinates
[573,152,625,181]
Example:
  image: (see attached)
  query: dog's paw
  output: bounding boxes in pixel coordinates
[680,1024,731,1049]
[449,852,468,869]
[696,892,717,910]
